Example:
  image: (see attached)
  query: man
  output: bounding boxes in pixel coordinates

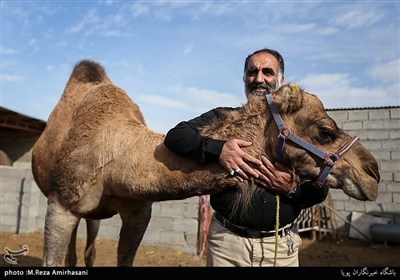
[164,48,328,266]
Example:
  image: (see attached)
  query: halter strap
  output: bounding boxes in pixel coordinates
[265,93,359,186]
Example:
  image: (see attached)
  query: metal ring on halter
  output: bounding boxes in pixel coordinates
[279,128,292,139]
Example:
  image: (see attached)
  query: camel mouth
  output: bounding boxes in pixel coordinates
[332,171,378,201]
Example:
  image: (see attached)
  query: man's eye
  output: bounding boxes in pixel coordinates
[247,69,257,76]
[261,68,274,76]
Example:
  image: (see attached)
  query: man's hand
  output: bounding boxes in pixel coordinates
[219,139,262,181]
[254,155,298,195]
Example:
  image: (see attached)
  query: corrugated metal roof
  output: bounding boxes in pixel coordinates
[0,106,46,134]
[326,105,400,111]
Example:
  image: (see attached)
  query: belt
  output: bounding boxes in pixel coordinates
[215,212,292,239]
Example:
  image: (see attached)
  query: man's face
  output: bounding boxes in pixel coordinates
[244,52,283,98]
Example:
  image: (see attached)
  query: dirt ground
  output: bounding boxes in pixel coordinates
[1,231,399,267]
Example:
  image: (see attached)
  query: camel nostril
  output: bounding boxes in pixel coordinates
[366,163,380,183]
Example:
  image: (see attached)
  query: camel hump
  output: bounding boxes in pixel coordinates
[70,60,110,84]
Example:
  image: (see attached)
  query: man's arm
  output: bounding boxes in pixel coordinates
[164,108,228,164]
[165,108,296,191]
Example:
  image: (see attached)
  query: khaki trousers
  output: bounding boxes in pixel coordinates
[206,213,302,267]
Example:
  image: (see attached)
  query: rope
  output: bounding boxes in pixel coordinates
[273,194,280,266]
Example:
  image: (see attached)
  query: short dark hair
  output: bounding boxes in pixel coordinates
[243,48,285,76]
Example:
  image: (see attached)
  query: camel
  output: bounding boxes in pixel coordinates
[0,149,12,166]
[31,60,379,267]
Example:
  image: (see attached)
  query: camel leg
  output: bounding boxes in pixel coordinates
[65,222,79,266]
[84,219,100,267]
[43,200,80,266]
[117,202,152,266]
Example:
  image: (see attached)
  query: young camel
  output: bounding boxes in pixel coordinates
[31,60,379,267]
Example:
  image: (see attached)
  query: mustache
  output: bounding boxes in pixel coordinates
[248,82,278,95]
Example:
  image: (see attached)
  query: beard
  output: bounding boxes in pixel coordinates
[245,81,280,97]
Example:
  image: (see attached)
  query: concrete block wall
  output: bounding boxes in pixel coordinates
[0,165,200,254]
[1,107,399,254]
[327,107,400,230]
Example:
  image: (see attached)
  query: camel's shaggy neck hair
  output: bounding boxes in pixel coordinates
[200,95,275,221]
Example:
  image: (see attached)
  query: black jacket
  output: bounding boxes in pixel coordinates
[164,106,329,231]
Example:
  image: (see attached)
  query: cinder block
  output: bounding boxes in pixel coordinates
[148,216,175,231]
[344,200,366,212]
[380,160,400,172]
[159,202,186,217]
[394,172,400,182]
[369,109,390,120]
[392,193,400,203]
[98,224,120,240]
[390,108,400,119]
[1,215,18,226]
[183,202,199,218]
[363,120,385,130]
[329,189,351,201]
[331,200,345,211]
[365,202,386,213]
[386,182,400,192]
[367,130,389,140]
[327,111,349,122]
[362,140,382,150]
[142,229,161,244]
[390,130,400,140]
[370,151,390,160]
[379,171,394,182]
[159,230,186,246]
[375,192,393,203]
[0,224,16,233]
[386,203,400,212]
[384,119,400,130]
[151,202,161,215]
[345,130,367,140]
[173,217,197,233]
[343,122,362,130]
[349,111,369,121]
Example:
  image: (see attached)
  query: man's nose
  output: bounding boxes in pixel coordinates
[255,70,265,82]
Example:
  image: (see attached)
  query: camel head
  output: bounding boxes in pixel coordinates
[263,83,379,201]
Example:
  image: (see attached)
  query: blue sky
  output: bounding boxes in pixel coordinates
[1,0,399,134]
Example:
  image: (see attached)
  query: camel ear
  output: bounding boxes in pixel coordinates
[273,83,304,114]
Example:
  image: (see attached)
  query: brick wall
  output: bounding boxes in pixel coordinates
[1,107,399,254]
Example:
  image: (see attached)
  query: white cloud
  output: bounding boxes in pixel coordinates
[129,3,150,18]
[281,23,316,33]
[1,74,23,82]
[299,73,350,89]
[1,47,18,55]
[317,27,338,35]
[137,94,187,109]
[298,73,399,108]
[368,59,400,83]
[334,10,382,30]
[183,44,193,55]
[67,9,99,34]
[172,85,243,111]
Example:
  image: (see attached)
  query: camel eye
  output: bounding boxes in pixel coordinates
[318,126,336,143]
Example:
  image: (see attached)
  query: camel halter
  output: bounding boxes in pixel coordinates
[264,92,359,266]
[265,93,359,187]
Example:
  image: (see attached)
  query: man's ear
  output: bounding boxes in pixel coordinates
[280,75,284,86]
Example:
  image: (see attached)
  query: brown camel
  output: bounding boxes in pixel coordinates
[31,60,379,267]
[0,149,12,166]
